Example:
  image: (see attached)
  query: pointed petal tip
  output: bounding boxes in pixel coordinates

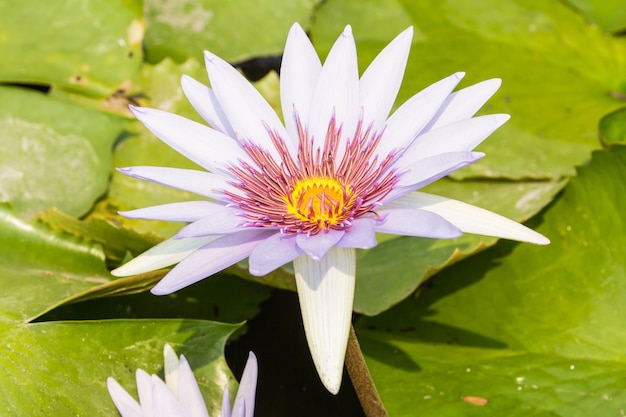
[454,71,466,80]
[342,25,353,37]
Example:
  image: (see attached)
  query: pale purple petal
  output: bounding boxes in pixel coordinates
[151,376,186,417]
[375,72,465,158]
[181,75,235,136]
[232,352,257,417]
[280,23,322,144]
[112,236,219,277]
[308,25,359,161]
[117,166,240,202]
[173,208,247,238]
[107,377,142,417]
[129,106,248,175]
[374,208,462,238]
[204,51,296,158]
[424,78,502,131]
[385,192,550,244]
[220,387,231,417]
[359,27,413,131]
[120,201,228,223]
[336,218,377,249]
[248,233,302,276]
[396,114,510,166]
[296,229,345,261]
[177,355,210,417]
[294,248,356,395]
[151,230,272,295]
[136,369,154,417]
[395,151,484,189]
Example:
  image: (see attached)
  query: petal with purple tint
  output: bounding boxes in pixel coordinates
[173,208,247,238]
[151,230,271,295]
[248,232,301,276]
[294,247,355,395]
[280,23,322,144]
[232,352,258,417]
[117,166,240,202]
[307,25,359,160]
[136,370,154,416]
[395,151,484,190]
[424,78,502,131]
[336,218,378,249]
[359,27,413,131]
[106,377,142,417]
[397,114,510,165]
[204,51,296,158]
[111,236,219,277]
[120,201,228,223]
[296,229,345,261]
[375,72,465,158]
[177,355,210,417]
[374,208,462,239]
[220,387,231,417]
[181,75,235,137]
[129,106,249,175]
[385,192,550,244]
[152,376,186,417]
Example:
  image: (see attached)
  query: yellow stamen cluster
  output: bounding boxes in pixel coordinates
[286,177,352,227]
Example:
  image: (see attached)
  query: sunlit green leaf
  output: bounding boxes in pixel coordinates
[0,87,126,218]
[144,0,319,64]
[358,146,626,415]
[0,0,143,97]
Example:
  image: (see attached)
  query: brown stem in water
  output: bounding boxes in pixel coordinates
[345,325,388,417]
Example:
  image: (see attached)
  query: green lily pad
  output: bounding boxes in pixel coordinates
[0,87,126,218]
[353,178,566,316]
[599,107,626,147]
[0,0,143,97]
[0,319,240,416]
[312,0,626,180]
[144,0,319,64]
[0,204,113,324]
[357,145,626,415]
[565,0,626,33]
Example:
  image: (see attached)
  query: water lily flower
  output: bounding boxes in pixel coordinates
[112,23,549,394]
[107,345,257,417]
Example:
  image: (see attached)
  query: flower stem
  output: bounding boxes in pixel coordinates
[346,325,388,417]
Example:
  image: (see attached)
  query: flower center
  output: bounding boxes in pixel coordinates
[286,177,352,227]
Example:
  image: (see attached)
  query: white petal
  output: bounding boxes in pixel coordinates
[173,208,246,238]
[280,23,322,143]
[336,218,377,249]
[151,376,186,417]
[120,201,228,223]
[374,208,462,238]
[296,229,345,261]
[136,369,154,417]
[396,151,484,189]
[130,106,249,175]
[163,344,179,396]
[204,51,296,158]
[293,247,356,394]
[151,230,271,295]
[117,166,240,202]
[107,377,142,417]
[425,78,502,131]
[248,233,302,276]
[112,236,219,277]
[397,114,510,166]
[181,75,235,136]
[385,192,550,244]
[233,352,258,417]
[308,25,359,162]
[376,72,465,158]
[177,355,209,417]
[359,27,413,131]
[220,386,231,417]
